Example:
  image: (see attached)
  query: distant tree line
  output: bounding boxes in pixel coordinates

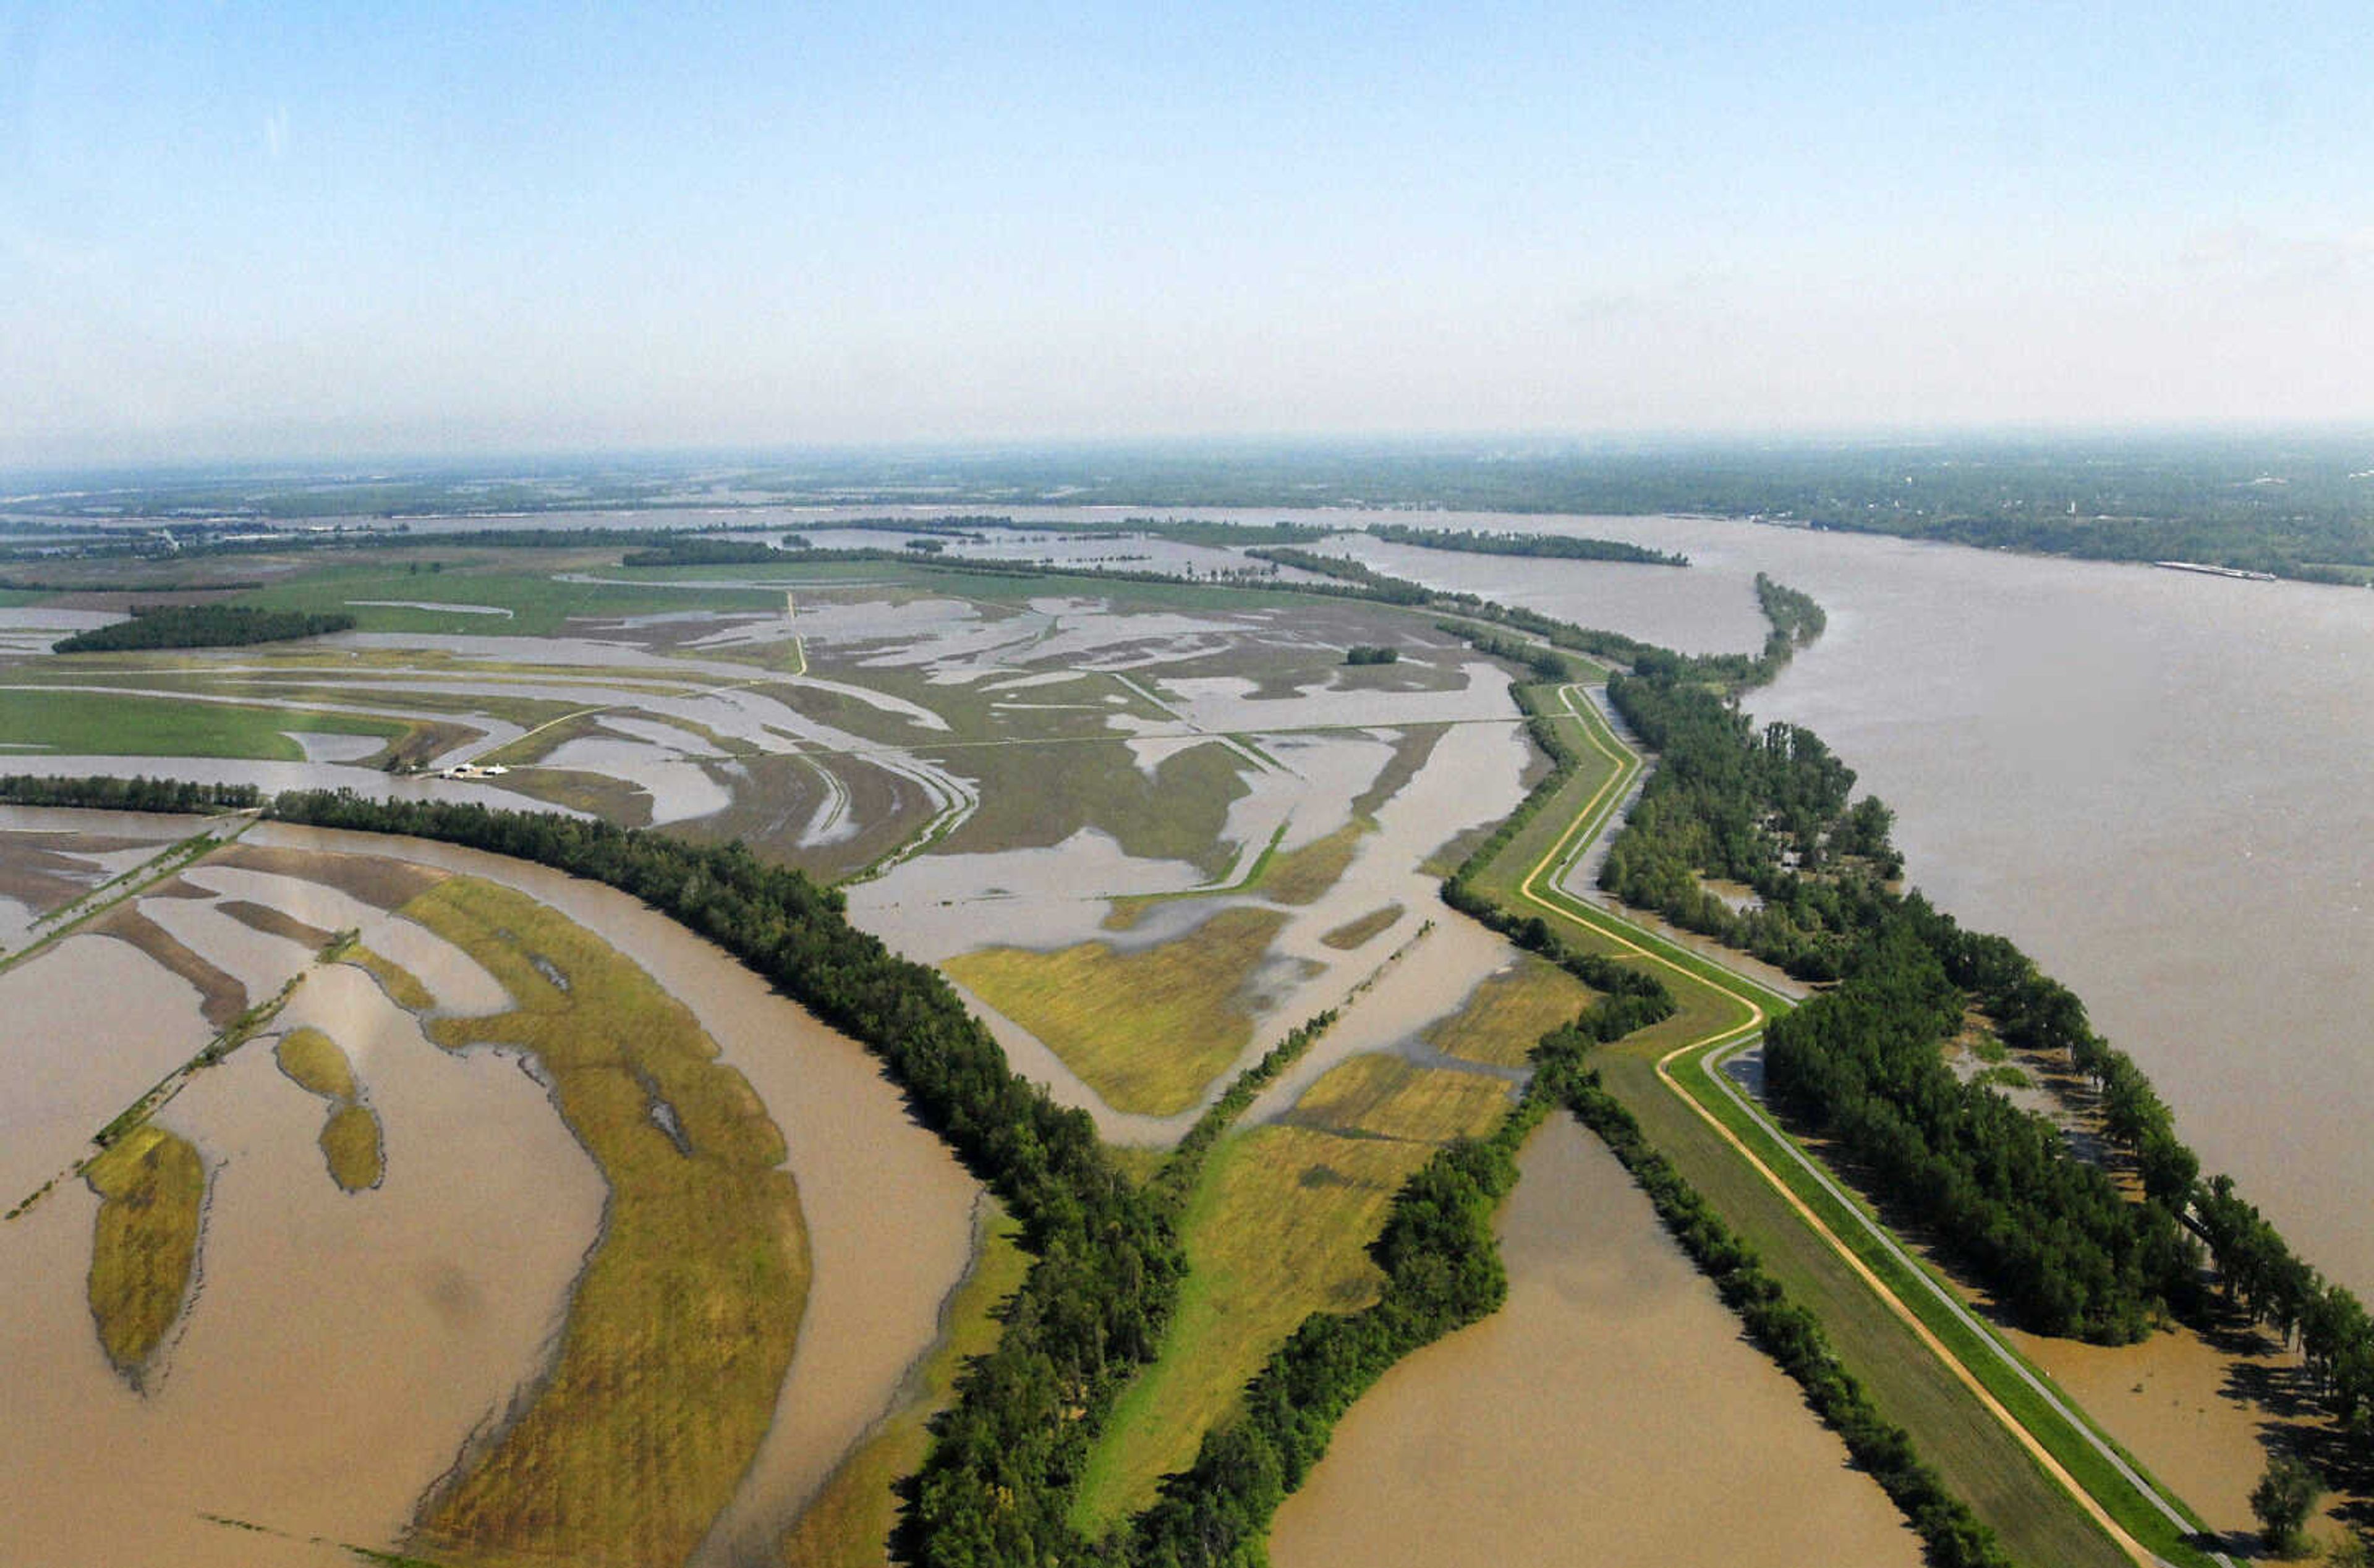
[0,774,262,812]
[1368,522,1689,567]
[618,539,801,567]
[51,604,353,653]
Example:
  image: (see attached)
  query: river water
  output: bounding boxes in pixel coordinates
[1269,1115,1921,1567]
[1079,505,2374,1300]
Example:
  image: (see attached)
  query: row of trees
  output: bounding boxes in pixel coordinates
[0,773,262,812]
[1534,1029,2014,1568]
[1366,522,1688,567]
[51,604,354,653]
[1763,920,2195,1342]
[618,538,800,566]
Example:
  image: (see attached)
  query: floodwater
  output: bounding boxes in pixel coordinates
[1268,1114,1923,1568]
[1396,512,2374,1300]
[0,861,602,1567]
[236,824,982,1568]
[1134,505,2374,1301]
[0,820,979,1567]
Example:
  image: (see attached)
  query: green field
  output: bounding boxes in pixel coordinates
[236,559,786,636]
[945,905,1291,1116]
[1071,1056,1512,1532]
[0,687,412,761]
[1421,954,1594,1069]
[83,1124,207,1381]
[401,876,812,1568]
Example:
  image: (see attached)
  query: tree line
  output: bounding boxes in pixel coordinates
[51,604,354,653]
[1366,522,1688,567]
[0,774,262,812]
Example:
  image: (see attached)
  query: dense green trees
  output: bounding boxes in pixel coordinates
[1598,669,1899,981]
[0,773,262,812]
[1342,644,1398,665]
[51,604,354,653]
[618,539,798,566]
[2250,1454,2324,1557]
[1366,523,1688,567]
[1762,918,2194,1342]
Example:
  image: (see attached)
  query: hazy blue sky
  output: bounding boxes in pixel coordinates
[3,2,2369,464]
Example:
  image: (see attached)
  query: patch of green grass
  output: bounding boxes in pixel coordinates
[1974,1062,2031,1091]
[932,737,1253,879]
[0,687,411,761]
[1260,819,1368,905]
[944,906,1290,1116]
[83,1123,206,1381]
[346,946,436,1012]
[401,876,810,1568]
[275,1026,359,1102]
[776,1204,1030,1568]
[1318,904,1403,951]
[234,562,784,637]
[1069,1057,1509,1532]
[1421,954,1596,1070]
[319,1103,385,1192]
[1285,1053,1515,1143]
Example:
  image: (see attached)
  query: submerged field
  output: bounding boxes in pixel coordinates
[3,520,2318,1567]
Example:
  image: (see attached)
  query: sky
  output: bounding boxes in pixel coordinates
[2,1,2371,467]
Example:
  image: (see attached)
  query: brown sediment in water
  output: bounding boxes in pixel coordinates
[1999,1308,2364,1545]
[1268,1116,1924,1568]
[206,841,446,909]
[87,904,249,1027]
[224,824,979,1568]
[217,898,339,950]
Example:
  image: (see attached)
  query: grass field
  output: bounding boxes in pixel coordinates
[401,876,810,1568]
[776,1205,1030,1568]
[318,1103,385,1192]
[1421,954,1595,1069]
[929,737,1253,876]
[82,1123,206,1381]
[274,1027,359,1101]
[274,1027,383,1190]
[945,905,1292,1116]
[1070,1054,1512,1533]
[0,687,412,761]
[234,559,786,637]
[346,945,436,1012]
[1318,904,1402,951]
[1259,820,1367,905]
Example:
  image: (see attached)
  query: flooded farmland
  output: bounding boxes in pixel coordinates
[1267,1115,1924,1568]
[0,818,979,1567]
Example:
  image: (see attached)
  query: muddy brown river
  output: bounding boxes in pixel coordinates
[0,821,978,1567]
[1268,1114,1923,1567]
